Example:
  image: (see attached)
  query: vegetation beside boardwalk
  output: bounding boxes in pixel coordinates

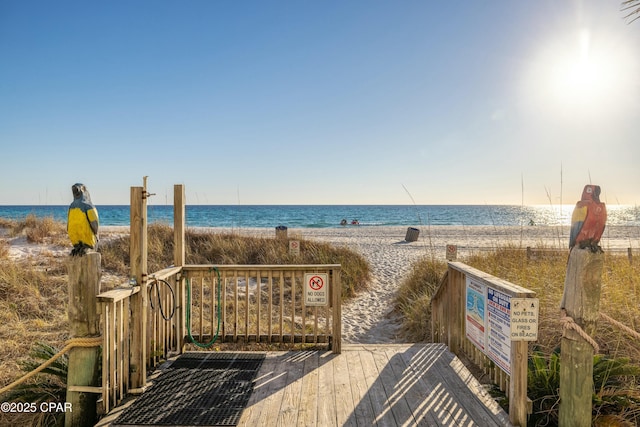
[397,244,640,425]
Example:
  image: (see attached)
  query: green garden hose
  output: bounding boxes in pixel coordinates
[186,266,221,348]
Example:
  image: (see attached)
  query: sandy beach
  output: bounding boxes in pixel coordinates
[5,224,639,344]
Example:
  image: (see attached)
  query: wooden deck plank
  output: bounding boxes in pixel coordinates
[99,344,511,427]
[399,344,474,425]
[317,352,338,426]
[381,346,442,427]
[408,344,480,424]
[238,352,289,427]
[332,350,358,427]
[345,346,377,426]
[446,353,510,426]
[296,350,320,427]
[371,348,417,426]
[429,348,502,426]
[399,344,507,426]
[358,347,396,427]
[276,352,307,426]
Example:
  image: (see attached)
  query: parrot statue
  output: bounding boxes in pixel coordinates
[67,183,99,256]
[569,184,607,253]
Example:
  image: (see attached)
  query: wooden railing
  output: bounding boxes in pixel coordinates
[431,262,536,427]
[97,286,138,414]
[97,264,185,413]
[97,263,341,413]
[93,183,343,414]
[182,265,341,349]
[146,266,184,366]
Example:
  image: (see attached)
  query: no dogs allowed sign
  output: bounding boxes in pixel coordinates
[304,273,329,306]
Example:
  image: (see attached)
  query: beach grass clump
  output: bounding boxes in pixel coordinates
[25,216,66,245]
[0,257,69,414]
[395,257,447,341]
[0,239,8,259]
[0,214,67,245]
[0,342,68,427]
[99,224,371,298]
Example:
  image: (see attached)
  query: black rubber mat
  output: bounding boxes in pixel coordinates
[114,352,265,426]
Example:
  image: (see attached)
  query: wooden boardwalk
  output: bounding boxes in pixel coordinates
[239,344,510,427]
[97,343,511,427]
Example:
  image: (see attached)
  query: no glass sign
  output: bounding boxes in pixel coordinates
[304,273,329,306]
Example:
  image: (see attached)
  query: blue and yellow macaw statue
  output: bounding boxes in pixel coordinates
[67,183,99,256]
[569,184,607,253]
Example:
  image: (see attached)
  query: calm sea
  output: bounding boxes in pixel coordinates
[0,205,638,228]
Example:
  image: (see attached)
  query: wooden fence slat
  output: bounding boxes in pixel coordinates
[245,271,249,341]
[268,271,273,341]
[257,270,261,340]
[279,271,284,342]
[102,303,110,414]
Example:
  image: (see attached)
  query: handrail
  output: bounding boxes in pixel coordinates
[148,266,183,281]
[431,262,536,427]
[97,286,140,304]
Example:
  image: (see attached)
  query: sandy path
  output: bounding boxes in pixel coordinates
[338,239,426,343]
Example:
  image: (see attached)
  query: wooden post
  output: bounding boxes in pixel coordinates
[331,266,342,354]
[174,184,186,352]
[448,268,463,354]
[129,185,147,389]
[66,252,101,427]
[559,248,604,427]
[509,339,528,426]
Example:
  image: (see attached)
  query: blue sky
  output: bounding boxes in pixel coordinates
[1,1,639,205]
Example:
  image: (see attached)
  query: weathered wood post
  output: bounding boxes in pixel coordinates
[174,184,186,352]
[559,248,604,427]
[331,266,342,354]
[66,252,101,427]
[129,182,148,390]
[510,339,529,426]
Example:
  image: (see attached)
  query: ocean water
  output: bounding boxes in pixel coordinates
[0,204,638,228]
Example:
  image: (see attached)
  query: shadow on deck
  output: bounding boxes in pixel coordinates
[96,343,511,427]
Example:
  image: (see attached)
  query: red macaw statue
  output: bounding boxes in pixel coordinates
[569,185,607,252]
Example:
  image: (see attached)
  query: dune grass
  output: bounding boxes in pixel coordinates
[99,223,370,298]
[0,214,67,245]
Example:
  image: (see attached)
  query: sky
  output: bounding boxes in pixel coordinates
[1,1,639,206]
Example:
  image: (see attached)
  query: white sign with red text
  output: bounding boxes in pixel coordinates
[304,273,328,306]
